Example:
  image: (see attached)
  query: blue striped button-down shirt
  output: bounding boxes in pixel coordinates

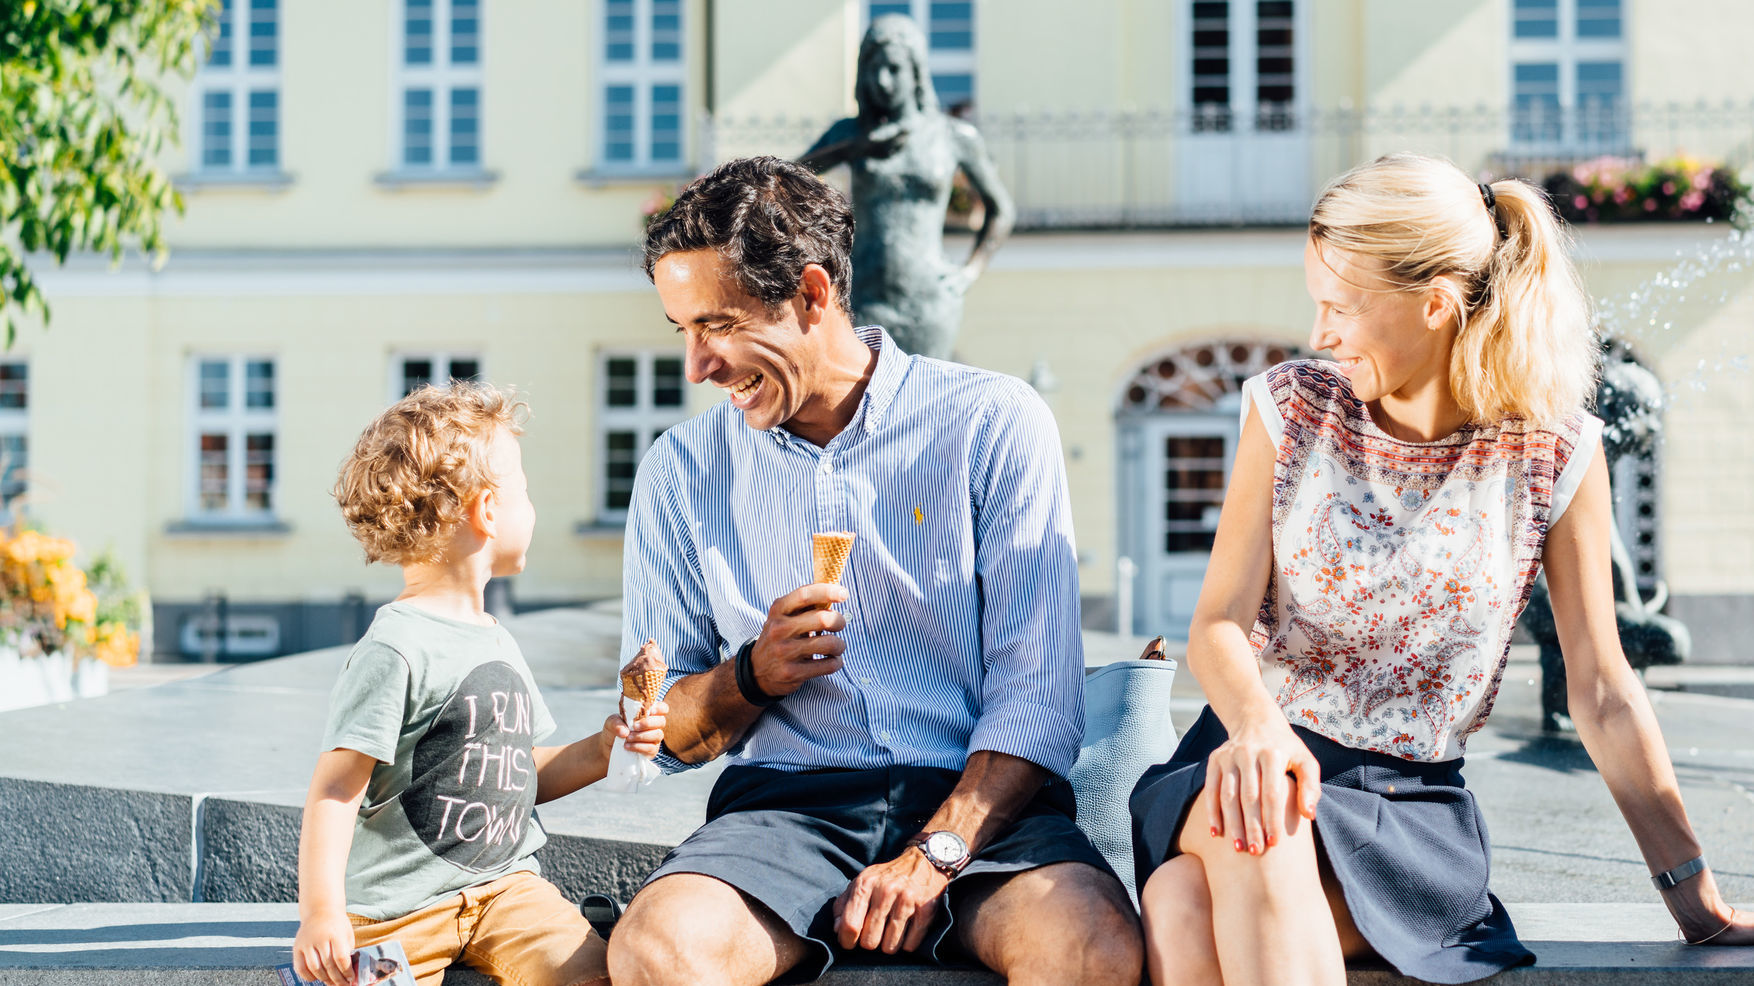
[622,326,1085,778]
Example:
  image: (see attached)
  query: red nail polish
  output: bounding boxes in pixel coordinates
[1234,839,1245,852]
[1249,843,1260,854]
[1210,826,1220,837]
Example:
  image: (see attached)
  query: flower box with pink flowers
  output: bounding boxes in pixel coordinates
[1541,156,1749,224]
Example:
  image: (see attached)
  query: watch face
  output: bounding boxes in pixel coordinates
[924,831,966,863]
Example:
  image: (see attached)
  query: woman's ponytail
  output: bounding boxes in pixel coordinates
[1453,178,1597,426]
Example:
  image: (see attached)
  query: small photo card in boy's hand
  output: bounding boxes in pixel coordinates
[273,962,318,986]
[354,942,416,986]
[273,941,416,986]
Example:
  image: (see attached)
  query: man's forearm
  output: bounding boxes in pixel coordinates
[661,661,764,764]
[918,750,1050,854]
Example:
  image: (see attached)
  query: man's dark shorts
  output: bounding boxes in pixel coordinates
[639,763,1115,982]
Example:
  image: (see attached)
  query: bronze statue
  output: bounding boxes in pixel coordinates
[1521,357,1689,732]
[799,14,1013,360]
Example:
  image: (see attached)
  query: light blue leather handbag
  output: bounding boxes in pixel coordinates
[1068,639,1180,904]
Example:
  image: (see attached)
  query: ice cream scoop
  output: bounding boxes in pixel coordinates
[619,638,666,720]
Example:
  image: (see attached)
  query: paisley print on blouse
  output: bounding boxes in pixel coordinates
[1244,361,1602,762]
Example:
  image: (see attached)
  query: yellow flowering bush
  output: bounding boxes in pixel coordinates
[0,529,139,667]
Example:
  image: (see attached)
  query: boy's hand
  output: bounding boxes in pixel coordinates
[600,701,669,760]
[292,911,356,986]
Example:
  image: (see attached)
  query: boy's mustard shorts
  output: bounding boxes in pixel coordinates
[348,871,607,986]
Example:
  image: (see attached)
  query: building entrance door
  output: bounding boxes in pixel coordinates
[1176,0,1311,222]
[1139,410,1238,638]
[1115,340,1302,638]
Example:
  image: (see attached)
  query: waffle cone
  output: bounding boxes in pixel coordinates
[812,531,856,585]
[619,640,667,719]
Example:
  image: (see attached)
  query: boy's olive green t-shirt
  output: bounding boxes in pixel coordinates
[321,601,557,920]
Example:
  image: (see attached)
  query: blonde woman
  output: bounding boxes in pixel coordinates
[1129,153,1752,986]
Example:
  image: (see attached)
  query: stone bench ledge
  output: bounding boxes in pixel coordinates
[2,903,1751,985]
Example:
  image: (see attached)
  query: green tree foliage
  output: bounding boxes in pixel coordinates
[0,0,215,346]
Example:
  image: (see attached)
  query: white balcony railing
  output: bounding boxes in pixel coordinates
[701,99,1754,228]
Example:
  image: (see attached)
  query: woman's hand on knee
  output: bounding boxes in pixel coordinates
[1203,719,1321,856]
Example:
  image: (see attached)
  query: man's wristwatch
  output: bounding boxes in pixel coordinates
[911,831,971,878]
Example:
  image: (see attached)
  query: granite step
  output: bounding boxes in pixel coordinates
[1,903,1750,985]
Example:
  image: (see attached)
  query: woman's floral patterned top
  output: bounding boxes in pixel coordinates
[1245,361,1602,762]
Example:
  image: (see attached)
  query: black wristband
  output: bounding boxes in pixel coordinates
[733,638,781,708]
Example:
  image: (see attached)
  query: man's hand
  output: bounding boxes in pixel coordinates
[292,909,356,986]
[833,847,951,954]
[751,584,850,698]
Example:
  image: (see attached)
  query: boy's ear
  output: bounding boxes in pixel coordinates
[467,486,498,539]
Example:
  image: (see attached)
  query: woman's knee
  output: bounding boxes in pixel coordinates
[1177,784,1319,871]
[1140,855,1212,926]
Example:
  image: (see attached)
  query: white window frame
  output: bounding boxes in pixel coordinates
[0,360,27,514]
[1507,0,1628,150]
[186,354,279,523]
[1177,0,1312,133]
[596,0,688,174]
[392,0,487,172]
[387,351,485,401]
[189,0,283,175]
[596,350,687,522]
[863,0,978,108]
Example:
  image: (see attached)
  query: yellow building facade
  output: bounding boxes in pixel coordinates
[13,0,1754,659]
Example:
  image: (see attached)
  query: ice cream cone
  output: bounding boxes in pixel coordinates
[812,531,856,585]
[618,639,667,720]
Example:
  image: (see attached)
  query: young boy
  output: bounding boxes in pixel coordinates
[293,384,665,986]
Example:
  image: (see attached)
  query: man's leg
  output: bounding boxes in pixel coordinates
[952,862,1143,986]
[606,873,815,986]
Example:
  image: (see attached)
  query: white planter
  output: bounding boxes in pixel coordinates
[0,649,110,713]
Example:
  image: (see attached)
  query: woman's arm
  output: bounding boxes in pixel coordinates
[1543,445,1751,944]
[1187,405,1322,856]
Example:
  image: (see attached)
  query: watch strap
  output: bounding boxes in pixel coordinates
[910,832,971,877]
[1652,855,1707,890]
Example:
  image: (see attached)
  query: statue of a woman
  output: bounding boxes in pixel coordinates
[799,14,1013,360]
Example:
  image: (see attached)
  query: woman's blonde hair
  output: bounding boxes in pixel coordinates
[334,382,528,566]
[1309,153,1597,427]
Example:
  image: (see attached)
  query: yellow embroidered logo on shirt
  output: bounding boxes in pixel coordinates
[914,506,924,525]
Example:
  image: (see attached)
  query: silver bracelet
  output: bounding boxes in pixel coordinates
[1652,855,1707,891]
[1682,908,1738,946]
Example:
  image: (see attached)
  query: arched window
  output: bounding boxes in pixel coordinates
[1118,339,1301,413]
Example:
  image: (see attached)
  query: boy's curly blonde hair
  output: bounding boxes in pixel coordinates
[335,382,528,566]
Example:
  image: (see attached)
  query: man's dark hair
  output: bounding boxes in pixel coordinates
[643,156,855,316]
